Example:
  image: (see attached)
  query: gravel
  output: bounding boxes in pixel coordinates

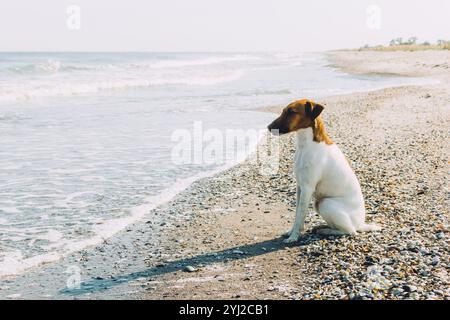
[137,84,449,300]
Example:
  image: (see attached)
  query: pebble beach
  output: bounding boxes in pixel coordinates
[136,50,450,300]
[1,49,448,300]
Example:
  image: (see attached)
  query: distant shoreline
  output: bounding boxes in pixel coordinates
[325,49,450,77]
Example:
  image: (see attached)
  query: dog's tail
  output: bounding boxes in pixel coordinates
[357,223,382,232]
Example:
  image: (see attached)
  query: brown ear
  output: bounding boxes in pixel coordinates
[305,101,324,120]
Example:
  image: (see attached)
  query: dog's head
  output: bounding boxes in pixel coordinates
[267,99,324,135]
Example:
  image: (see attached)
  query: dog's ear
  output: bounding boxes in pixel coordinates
[305,101,324,120]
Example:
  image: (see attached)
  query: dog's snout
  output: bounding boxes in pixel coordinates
[268,118,285,135]
[267,121,278,133]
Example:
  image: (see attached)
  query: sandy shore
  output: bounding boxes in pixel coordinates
[326,50,450,77]
[135,50,449,300]
[1,50,448,300]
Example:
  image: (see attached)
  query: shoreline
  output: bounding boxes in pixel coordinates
[141,85,448,300]
[325,49,450,77]
[0,51,439,280]
[1,49,448,299]
[0,151,262,279]
[135,50,449,300]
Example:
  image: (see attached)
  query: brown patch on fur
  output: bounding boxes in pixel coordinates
[313,117,333,145]
[268,99,333,145]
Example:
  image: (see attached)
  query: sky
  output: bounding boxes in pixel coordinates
[0,0,449,52]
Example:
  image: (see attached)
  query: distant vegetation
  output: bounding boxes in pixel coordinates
[360,38,450,51]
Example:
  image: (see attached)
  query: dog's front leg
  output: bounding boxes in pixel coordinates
[284,186,313,243]
[284,185,301,237]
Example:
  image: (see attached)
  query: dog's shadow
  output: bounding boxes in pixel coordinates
[59,233,329,296]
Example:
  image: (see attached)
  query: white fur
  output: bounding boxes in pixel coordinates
[283,127,380,243]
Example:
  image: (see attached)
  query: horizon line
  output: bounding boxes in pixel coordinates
[0,49,333,54]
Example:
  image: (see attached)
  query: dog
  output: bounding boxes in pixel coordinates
[268,99,380,243]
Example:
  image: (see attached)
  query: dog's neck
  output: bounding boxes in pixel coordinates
[295,118,333,149]
[295,127,315,150]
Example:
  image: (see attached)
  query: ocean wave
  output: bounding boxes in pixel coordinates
[0,131,265,278]
[7,60,119,74]
[8,60,62,74]
[273,52,304,60]
[0,71,244,102]
[5,55,256,75]
[146,54,260,69]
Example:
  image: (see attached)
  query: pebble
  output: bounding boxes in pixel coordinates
[403,285,417,292]
[392,287,404,296]
[430,258,440,266]
[183,265,197,273]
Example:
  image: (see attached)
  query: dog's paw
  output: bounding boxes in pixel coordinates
[282,229,293,238]
[283,234,299,243]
